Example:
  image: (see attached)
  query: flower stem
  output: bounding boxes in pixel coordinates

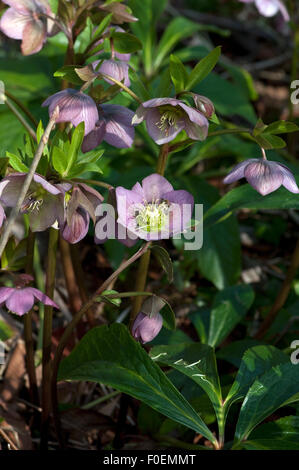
[59,236,82,315]
[130,143,169,325]
[4,91,38,128]
[255,238,299,339]
[97,73,142,104]
[51,242,151,447]
[0,111,58,260]
[40,227,59,450]
[24,230,39,407]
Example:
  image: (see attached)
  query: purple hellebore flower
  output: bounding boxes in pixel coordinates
[59,183,104,244]
[0,173,64,231]
[94,59,130,87]
[192,94,215,119]
[82,104,135,152]
[132,312,163,344]
[0,274,58,316]
[223,158,299,195]
[115,173,194,241]
[239,0,289,21]
[42,89,99,136]
[0,0,55,55]
[132,98,209,145]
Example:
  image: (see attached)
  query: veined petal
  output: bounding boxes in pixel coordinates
[223,159,259,184]
[98,60,130,87]
[244,160,283,195]
[141,173,173,202]
[115,186,143,227]
[141,98,181,108]
[0,287,14,305]
[2,0,34,13]
[28,194,62,232]
[145,107,184,145]
[82,120,106,153]
[6,288,34,315]
[178,102,209,141]
[30,287,59,309]
[163,189,194,235]
[62,209,89,244]
[276,163,299,193]
[0,204,6,228]
[0,7,30,39]
[21,17,46,55]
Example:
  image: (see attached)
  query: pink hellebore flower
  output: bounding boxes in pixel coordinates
[0,0,55,55]
[132,312,163,344]
[0,274,58,316]
[0,173,64,231]
[132,98,209,145]
[94,59,131,87]
[42,89,99,136]
[115,173,194,241]
[82,104,135,152]
[223,158,299,195]
[239,0,289,21]
[59,182,104,244]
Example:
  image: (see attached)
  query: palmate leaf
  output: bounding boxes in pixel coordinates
[58,324,216,445]
[234,362,299,442]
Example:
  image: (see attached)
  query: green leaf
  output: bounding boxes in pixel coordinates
[253,133,286,149]
[6,152,28,172]
[240,439,299,450]
[48,0,58,14]
[154,17,200,70]
[208,285,254,348]
[169,54,188,94]
[0,319,14,341]
[52,146,69,176]
[54,66,84,86]
[58,324,216,444]
[224,345,289,409]
[160,299,176,330]
[186,47,221,91]
[204,176,299,227]
[150,342,222,415]
[112,32,142,53]
[65,122,85,174]
[265,120,299,135]
[151,245,173,283]
[91,13,113,42]
[235,362,299,442]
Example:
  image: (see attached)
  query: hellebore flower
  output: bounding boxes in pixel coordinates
[99,2,138,24]
[82,104,135,152]
[42,89,99,136]
[192,94,215,119]
[60,183,103,244]
[223,158,299,195]
[0,173,64,231]
[0,0,55,55]
[0,274,58,316]
[115,173,194,241]
[94,59,130,87]
[132,98,209,145]
[239,0,289,21]
[132,312,163,343]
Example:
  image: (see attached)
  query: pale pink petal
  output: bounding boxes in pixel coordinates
[0,7,30,39]
[21,17,46,55]
[141,173,173,202]
[6,288,34,316]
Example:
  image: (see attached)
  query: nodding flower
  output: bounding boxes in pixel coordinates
[132,97,209,145]
[239,0,289,22]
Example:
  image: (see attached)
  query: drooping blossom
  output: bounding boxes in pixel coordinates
[131,297,165,344]
[99,2,138,24]
[59,183,103,244]
[192,94,215,119]
[94,59,130,87]
[82,104,135,152]
[132,98,209,145]
[223,158,299,195]
[0,0,55,55]
[0,173,64,231]
[42,89,99,136]
[0,274,58,316]
[115,173,194,241]
[239,0,289,21]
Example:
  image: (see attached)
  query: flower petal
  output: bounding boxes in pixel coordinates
[223,159,259,184]
[98,60,130,87]
[145,107,184,145]
[163,189,194,235]
[28,194,63,232]
[6,288,34,315]
[30,287,59,309]
[0,7,29,39]
[277,163,299,193]
[62,209,89,244]
[244,160,283,195]
[255,0,280,17]
[115,186,143,227]
[178,102,209,141]
[0,204,6,228]
[82,120,106,153]
[141,173,173,202]
[0,287,14,306]
[141,98,181,109]
[21,17,46,55]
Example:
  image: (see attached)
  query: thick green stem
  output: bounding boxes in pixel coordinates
[255,239,299,339]
[40,227,59,450]
[24,230,39,407]
[51,242,151,447]
[130,144,169,324]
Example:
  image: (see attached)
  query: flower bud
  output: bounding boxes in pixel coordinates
[131,312,163,344]
[192,94,215,119]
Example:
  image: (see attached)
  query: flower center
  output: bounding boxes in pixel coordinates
[21,188,45,213]
[156,106,182,136]
[134,200,170,233]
